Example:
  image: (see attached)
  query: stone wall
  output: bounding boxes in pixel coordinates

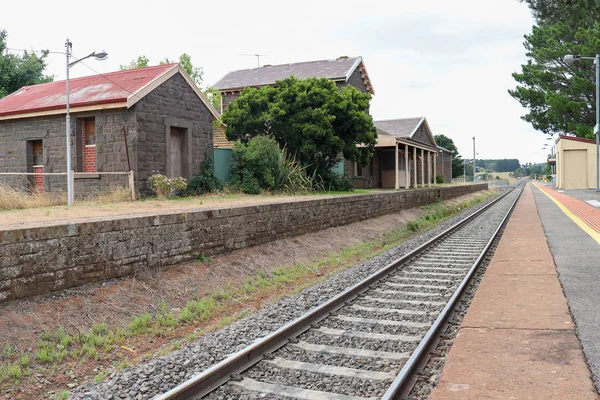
[0,110,135,196]
[0,184,488,302]
[134,73,214,190]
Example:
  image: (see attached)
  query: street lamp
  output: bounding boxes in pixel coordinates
[65,38,108,206]
[472,137,476,183]
[563,53,599,192]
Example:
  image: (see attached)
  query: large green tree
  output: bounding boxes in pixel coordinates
[433,134,463,178]
[510,0,600,139]
[120,53,221,110]
[221,76,377,178]
[0,29,52,98]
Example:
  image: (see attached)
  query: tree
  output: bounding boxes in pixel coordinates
[120,53,221,110]
[510,1,600,139]
[474,159,521,172]
[118,55,149,70]
[0,29,53,98]
[221,76,377,178]
[434,134,463,178]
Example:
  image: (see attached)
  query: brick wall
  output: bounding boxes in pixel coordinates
[33,166,44,192]
[83,146,97,172]
[0,183,488,302]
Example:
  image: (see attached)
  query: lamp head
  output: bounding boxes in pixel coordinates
[563,54,581,64]
[93,50,108,61]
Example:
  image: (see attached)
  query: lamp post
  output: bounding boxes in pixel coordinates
[65,39,108,205]
[563,53,600,192]
[472,137,476,183]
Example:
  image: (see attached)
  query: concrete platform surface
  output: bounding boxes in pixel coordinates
[430,184,598,400]
[532,182,600,390]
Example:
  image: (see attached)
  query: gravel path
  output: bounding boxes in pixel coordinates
[71,188,512,400]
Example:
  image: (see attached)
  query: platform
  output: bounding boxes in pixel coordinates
[430,183,599,399]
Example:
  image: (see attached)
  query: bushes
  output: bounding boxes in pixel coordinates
[230,136,316,194]
[185,154,222,196]
[436,174,444,184]
[147,174,188,199]
[319,171,353,192]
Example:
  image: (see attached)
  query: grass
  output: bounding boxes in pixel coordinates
[0,184,133,211]
[0,190,496,393]
[0,183,65,210]
[92,186,132,203]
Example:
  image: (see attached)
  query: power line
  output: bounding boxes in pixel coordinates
[75,56,145,102]
[5,47,63,55]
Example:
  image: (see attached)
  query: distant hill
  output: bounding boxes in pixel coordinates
[475,159,520,172]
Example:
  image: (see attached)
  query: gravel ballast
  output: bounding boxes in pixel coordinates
[72,187,516,400]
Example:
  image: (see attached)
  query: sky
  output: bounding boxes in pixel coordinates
[2,0,549,164]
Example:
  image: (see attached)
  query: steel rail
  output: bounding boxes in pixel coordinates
[153,185,519,400]
[382,183,524,399]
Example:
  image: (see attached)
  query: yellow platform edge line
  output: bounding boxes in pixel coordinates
[532,183,600,245]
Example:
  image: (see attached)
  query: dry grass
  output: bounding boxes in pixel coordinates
[0,183,65,210]
[0,184,133,212]
[91,186,132,204]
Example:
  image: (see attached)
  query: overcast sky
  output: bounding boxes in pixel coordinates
[3,0,547,163]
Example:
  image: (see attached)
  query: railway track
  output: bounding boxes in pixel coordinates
[154,183,524,400]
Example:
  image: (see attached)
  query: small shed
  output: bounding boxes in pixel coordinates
[556,135,598,189]
[0,64,220,195]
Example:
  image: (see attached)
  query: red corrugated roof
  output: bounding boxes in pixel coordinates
[0,64,178,117]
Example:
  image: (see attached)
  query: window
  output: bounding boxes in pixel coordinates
[83,117,96,145]
[26,140,44,191]
[76,117,97,172]
[32,140,43,166]
[355,162,363,177]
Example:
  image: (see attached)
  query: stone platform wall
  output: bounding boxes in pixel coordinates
[0,184,488,302]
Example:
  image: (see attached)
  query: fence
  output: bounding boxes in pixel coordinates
[0,171,135,202]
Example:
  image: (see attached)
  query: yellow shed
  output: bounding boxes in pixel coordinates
[556,135,598,189]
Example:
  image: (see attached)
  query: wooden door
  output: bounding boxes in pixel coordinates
[564,150,588,189]
[168,127,183,178]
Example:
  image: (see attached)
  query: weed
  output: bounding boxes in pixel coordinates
[178,306,195,323]
[195,253,211,263]
[2,344,14,359]
[128,313,153,335]
[82,343,98,360]
[93,371,106,382]
[54,391,70,400]
[36,343,54,363]
[6,363,21,382]
[116,359,130,371]
[92,323,108,336]
[19,353,29,368]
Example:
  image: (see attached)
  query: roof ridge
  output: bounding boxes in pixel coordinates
[18,63,179,89]
[223,56,361,74]
[374,117,424,122]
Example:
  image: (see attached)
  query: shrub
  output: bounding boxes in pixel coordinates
[436,174,444,184]
[230,136,315,194]
[240,169,261,194]
[319,171,353,192]
[231,136,280,193]
[147,174,188,198]
[185,154,222,195]
[274,147,317,193]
